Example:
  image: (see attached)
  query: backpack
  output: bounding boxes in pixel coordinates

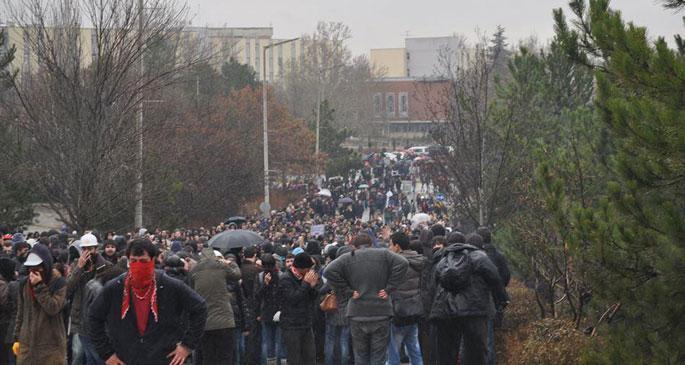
[436,248,474,294]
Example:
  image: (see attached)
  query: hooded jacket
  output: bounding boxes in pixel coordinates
[390,250,426,324]
[429,243,508,320]
[189,247,241,330]
[15,243,67,365]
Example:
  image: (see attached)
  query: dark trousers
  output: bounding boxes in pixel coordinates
[198,328,235,365]
[282,328,316,365]
[349,319,390,365]
[435,317,488,365]
[0,343,13,365]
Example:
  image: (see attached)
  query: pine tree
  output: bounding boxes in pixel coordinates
[554,1,685,362]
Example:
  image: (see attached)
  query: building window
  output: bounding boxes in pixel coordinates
[245,39,251,65]
[386,93,395,117]
[255,41,261,79]
[399,92,409,117]
[373,93,382,117]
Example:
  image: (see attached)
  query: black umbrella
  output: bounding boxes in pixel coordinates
[339,197,354,204]
[209,230,263,252]
[225,216,247,225]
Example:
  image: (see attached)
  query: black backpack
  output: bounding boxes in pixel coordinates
[436,248,474,294]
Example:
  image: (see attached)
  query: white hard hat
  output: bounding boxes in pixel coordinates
[80,233,99,248]
[24,252,43,267]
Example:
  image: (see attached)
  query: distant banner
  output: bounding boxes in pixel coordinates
[310,224,325,238]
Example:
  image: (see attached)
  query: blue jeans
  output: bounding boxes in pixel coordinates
[387,323,423,365]
[235,328,245,365]
[79,335,104,365]
[324,323,350,365]
[261,322,284,365]
[487,319,496,365]
[71,334,84,365]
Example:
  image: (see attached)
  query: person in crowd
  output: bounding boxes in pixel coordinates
[320,245,353,365]
[88,238,207,365]
[278,252,320,365]
[0,257,18,365]
[429,233,509,365]
[101,240,119,265]
[254,253,284,365]
[224,253,251,365]
[68,233,107,365]
[324,234,408,365]
[163,255,189,283]
[240,246,261,364]
[474,227,511,365]
[190,247,242,364]
[14,243,68,364]
[80,262,121,365]
[388,231,426,365]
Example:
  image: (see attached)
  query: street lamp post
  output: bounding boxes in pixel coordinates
[262,37,299,208]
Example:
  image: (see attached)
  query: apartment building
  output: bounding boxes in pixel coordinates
[0,23,303,82]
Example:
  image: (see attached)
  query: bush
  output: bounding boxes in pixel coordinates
[497,281,597,365]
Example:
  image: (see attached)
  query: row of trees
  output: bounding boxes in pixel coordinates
[430,0,684,362]
[0,0,321,231]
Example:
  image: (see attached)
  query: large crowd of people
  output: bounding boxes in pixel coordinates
[0,151,511,365]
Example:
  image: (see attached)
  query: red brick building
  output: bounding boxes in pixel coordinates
[368,77,450,146]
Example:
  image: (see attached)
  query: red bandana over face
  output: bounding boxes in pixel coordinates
[121,260,158,335]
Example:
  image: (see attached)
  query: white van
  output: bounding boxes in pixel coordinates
[407,146,429,155]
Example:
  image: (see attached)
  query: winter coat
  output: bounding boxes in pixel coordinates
[391,250,426,325]
[88,270,207,365]
[189,248,241,330]
[15,275,68,365]
[429,244,508,320]
[0,279,18,345]
[278,269,320,330]
[240,260,260,300]
[484,243,511,287]
[67,253,107,335]
[324,247,408,318]
[15,243,67,365]
[253,269,282,324]
[0,277,14,344]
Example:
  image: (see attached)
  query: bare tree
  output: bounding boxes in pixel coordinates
[278,22,377,136]
[428,34,517,228]
[0,0,198,230]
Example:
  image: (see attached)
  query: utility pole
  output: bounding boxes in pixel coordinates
[134,0,144,229]
[262,37,299,208]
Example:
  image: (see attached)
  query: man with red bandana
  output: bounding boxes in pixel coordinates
[88,239,207,365]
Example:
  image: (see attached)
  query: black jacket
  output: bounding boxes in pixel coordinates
[88,270,207,365]
[278,269,320,330]
[429,244,508,320]
[254,270,281,324]
[484,244,511,287]
[391,250,426,325]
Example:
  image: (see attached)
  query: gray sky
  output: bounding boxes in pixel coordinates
[187,0,683,56]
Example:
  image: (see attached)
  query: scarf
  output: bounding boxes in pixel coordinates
[121,261,158,335]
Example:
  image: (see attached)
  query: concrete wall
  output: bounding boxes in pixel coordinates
[370,48,407,78]
[405,36,464,78]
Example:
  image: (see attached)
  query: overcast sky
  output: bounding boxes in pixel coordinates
[186,0,683,56]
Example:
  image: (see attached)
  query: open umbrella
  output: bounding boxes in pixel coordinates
[317,189,332,197]
[209,230,263,253]
[224,216,247,225]
[358,184,369,189]
[338,197,354,204]
[411,213,431,230]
